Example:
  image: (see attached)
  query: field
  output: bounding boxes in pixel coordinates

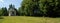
[0,16,60,23]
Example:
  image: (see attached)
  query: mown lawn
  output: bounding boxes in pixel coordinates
[0,16,60,23]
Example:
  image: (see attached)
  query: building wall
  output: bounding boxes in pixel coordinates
[9,8,16,16]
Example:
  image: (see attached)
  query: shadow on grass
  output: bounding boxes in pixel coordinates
[0,16,4,19]
[25,15,60,18]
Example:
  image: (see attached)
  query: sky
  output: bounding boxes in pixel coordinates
[0,0,23,9]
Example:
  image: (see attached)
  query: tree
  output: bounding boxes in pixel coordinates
[19,0,60,17]
[0,8,4,19]
[19,0,41,16]
[1,7,8,16]
[54,0,60,17]
[0,8,3,16]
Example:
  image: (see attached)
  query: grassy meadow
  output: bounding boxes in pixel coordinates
[0,16,60,23]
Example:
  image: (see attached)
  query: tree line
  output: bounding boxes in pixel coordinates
[0,0,60,17]
[19,0,60,17]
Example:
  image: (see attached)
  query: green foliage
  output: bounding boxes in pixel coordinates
[19,0,41,16]
[0,7,8,16]
[2,7,8,16]
[0,8,3,16]
[18,0,60,17]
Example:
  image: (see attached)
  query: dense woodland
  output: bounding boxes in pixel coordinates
[0,0,60,17]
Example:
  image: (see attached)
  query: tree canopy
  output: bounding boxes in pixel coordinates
[19,0,60,17]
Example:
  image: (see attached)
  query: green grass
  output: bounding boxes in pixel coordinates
[0,16,60,23]
[0,19,4,23]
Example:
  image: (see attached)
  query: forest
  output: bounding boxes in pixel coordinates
[0,0,60,17]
